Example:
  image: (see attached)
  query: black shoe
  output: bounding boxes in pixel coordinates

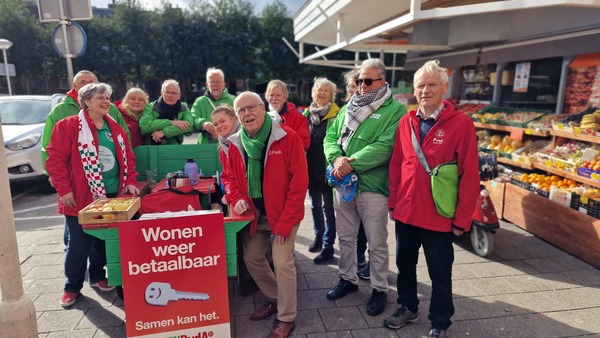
[327,279,358,300]
[308,237,323,253]
[366,289,387,316]
[357,261,370,280]
[313,247,334,264]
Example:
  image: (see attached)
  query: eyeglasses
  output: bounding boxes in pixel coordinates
[208,81,223,85]
[163,90,179,96]
[356,78,383,86]
[236,104,262,115]
[92,96,111,101]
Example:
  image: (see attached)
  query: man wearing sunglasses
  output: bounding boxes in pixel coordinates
[323,58,406,317]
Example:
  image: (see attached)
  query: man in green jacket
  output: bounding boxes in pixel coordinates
[139,79,193,145]
[323,58,406,317]
[190,67,236,144]
[41,70,130,174]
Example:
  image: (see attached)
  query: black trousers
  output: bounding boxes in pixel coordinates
[395,220,455,330]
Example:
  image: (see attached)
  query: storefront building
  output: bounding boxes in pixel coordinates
[292,0,600,268]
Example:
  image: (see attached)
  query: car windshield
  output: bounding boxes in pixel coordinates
[0,100,51,125]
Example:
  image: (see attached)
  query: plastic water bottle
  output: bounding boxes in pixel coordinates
[184,158,199,185]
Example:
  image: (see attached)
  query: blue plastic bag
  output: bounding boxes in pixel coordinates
[325,164,358,202]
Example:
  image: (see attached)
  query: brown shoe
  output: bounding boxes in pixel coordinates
[267,319,295,338]
[250,301,277,321]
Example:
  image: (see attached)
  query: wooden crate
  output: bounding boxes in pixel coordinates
[503,183,600,269]
[484,179,506,218]
[78,197,141,224]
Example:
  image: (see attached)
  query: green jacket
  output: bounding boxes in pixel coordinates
[139,100,194,145]
[323,97,406,196]
[41,95,130,173]
[190,88,236,144]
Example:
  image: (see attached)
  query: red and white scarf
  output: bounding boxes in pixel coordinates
[77,110,128,199]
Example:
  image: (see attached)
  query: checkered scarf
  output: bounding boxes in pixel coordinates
[77,110,128,199]
[339,84,391,152]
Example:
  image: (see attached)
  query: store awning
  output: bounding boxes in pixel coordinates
[291,0,600,70]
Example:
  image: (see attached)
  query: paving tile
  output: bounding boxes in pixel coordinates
[304,271,340,289]
[76,306,125,329]
[298,289,336,311]
[517,312,594,337]
[350,327,400,337]
[34,292,69,311]
[47,329,99,337]
[23,265,63,280]
[560,269,600,287]
[522,257,570,273]
[503,291,564,313]
[319,306,369,331]
[501,274,555,293]
[295,309,326,334]
[307,330,354,338]
[464,276,521,296]
[24,278,64,295]
[542,288,600,309]
[93,326,126,337]
[37,309,85,333]
[534,272,580,290]
[475,316,539,337]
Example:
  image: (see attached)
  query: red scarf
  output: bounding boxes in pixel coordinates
[67,89,80,107]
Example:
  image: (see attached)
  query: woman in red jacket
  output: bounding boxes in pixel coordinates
[211,104,240,207]
[46,83,139,308]
[117,87,149,148]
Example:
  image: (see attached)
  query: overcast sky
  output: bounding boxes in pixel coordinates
[90,0,304,15]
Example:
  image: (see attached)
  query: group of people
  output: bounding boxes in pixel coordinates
[213,58,479,338]
[41,57,480,338]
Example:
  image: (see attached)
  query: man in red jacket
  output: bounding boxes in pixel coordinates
[385,60,480,338]
[227,91,308,338]
[265,80,310,151]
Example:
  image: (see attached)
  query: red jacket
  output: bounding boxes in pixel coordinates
[117,104,144,148]
[218,147,233,204]
[281,102,310,151]
[226,122,308,237]
[46,112,139,217]
[388,101,479,232]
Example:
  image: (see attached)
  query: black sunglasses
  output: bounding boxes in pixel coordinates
[356,78,382,86]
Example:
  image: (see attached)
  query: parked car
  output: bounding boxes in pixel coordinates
[1,94,66,191]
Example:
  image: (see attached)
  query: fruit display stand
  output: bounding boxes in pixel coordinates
[474,114,600,268]
[82,214,253,287]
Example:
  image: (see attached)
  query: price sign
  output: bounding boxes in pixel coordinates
[510,128,524,141]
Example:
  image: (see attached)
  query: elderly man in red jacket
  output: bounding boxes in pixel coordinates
[226,91,308,338]
[385,60,480,338]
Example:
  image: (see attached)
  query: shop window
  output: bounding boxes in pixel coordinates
[499,57,562,111]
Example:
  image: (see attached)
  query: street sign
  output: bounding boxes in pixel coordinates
[37,0,92,22]
[0,64,15,77]
[51,22,87,58]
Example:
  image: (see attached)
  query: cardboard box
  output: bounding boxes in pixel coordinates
[489,70,515,86]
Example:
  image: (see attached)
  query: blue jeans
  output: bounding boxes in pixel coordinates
[64,215,108,293]
[395,220,455,330]
[308,186,336,248]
